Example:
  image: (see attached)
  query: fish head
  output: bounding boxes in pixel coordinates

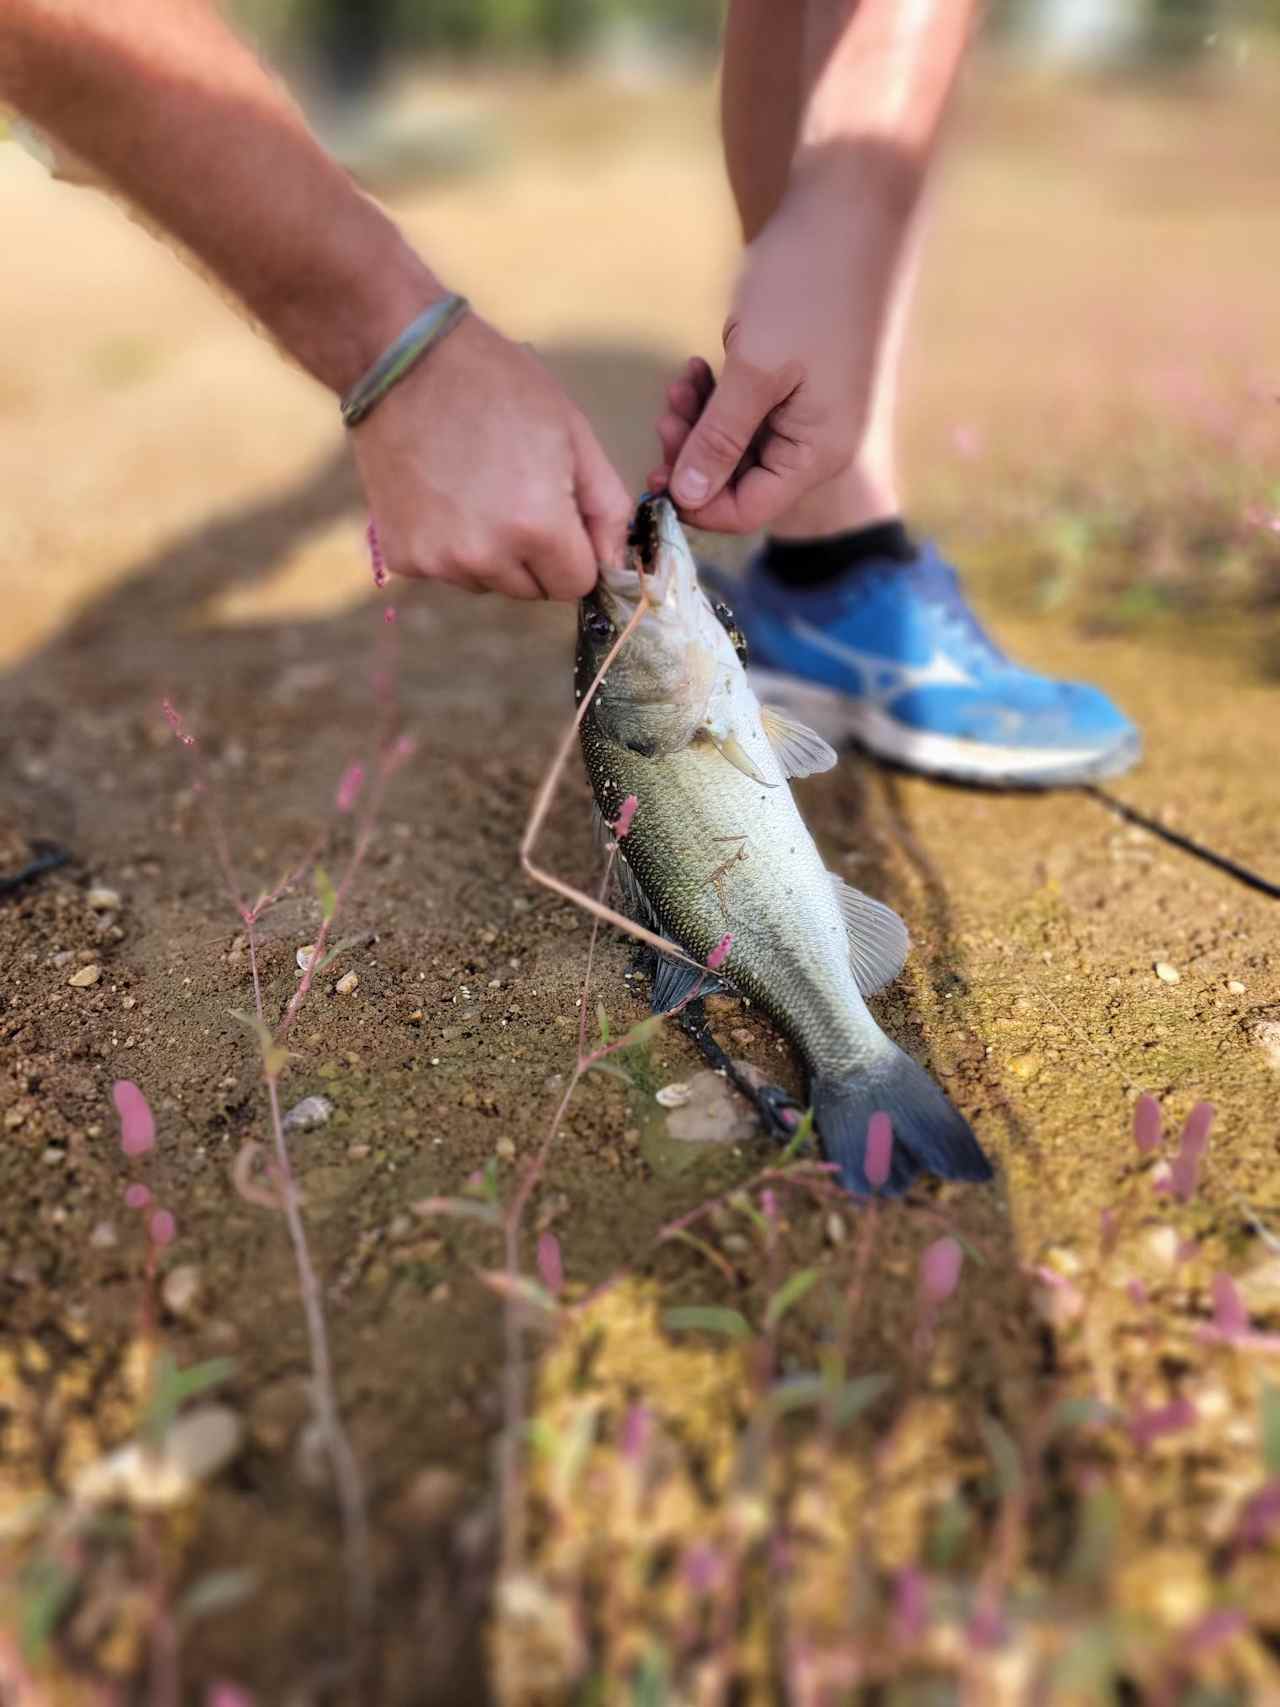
[578,495,726,755]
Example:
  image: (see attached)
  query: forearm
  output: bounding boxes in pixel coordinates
[799,0,977,159]
[0,0,439,391]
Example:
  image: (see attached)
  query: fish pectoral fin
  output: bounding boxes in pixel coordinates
[760,705,839,778]
[828,872,910,997]
[705,729,777,787]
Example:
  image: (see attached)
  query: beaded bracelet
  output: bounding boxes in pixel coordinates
[339,293,470,428]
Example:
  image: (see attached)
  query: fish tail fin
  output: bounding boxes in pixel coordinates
[813,1046,993,1197]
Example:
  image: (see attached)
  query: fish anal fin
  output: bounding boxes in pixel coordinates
[828,872,909,997]
[650,956,723,1015]
[761,705,839,778]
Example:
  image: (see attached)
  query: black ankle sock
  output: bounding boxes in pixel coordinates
[762,518,918,589]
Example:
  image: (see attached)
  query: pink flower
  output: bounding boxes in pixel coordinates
[383,605,397,624]
[611,794,638,840]
[1128,1396,1197,1449]
[207,1687,255,1707]
[112,1080,155,1157]
[366,519,388,589]
[865,1111,893,1190]
[536,1231,563,1296]
[920,1236,963,1306]
[1169,1101,1214,1202]
[892,1566,929,1644]
[1133,1093,1162,1156]
[149,1210,177,1247]
[706,932,733,971]
[334,763,365,815]
[124,1183,152,1210]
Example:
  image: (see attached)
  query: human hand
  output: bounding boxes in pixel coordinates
[649,169,895,533]
[351,311,630,599]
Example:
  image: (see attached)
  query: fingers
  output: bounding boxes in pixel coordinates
[569,412,631,575]
[668,349,783,514]
[652,357,714,486]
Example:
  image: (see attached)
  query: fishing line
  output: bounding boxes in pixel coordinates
[1083,786,1280,901]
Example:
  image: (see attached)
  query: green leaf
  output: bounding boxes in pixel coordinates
[927,1492,973,1569]
[596,1000,611,1044]
[612,1015,663,1051]
[764,1267,819,1331]
[476,1270,557,1315]
[551,1404,598,1501]
[314,864,337,923]
[833,1372,893,1429]
[1068,1485,1120,1585]
[777,1106,815,1164]
[631,1644,670,1707]
[178,1568,257,1627]
[315,933,364,973]
[1051,1395,1115,1437]
[411,1195,502,1227]
[664,1305,752,1342]
[144,1353,235,1445]
[1262,1384,1280,1477]
[1051,1620,1118,1693]
[19,1554,79,1658]
[767,1373,827,1416]
[227,1009,289,1078]
[979,1414,1023,1500]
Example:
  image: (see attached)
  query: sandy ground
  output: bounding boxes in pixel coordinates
[2,61,1279,1704]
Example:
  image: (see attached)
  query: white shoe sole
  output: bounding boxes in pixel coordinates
[749,668,1142,789]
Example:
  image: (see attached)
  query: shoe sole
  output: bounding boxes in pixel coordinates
[748,668,1143,790]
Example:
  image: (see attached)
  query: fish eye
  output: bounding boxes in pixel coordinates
[586,607,613,642]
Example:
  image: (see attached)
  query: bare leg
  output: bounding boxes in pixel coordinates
[720,0,956,538]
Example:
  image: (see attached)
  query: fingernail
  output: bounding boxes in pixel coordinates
[674,468,709,504]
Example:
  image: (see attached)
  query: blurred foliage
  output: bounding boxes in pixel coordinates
[235,0,723,63]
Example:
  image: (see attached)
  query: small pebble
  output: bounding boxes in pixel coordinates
[1155,962,1181,985]
[41,1146,66,1165]
[161,1264,201,1316]
[87,886,121,911]
[296,944,317,972]
[281,1094,334,1133]
[656,1081,692,1109]
[335,971,359,997]
[1227,980,1246,995]
[69,964,101,988]
[90,1221,118,1248]
[495,1135,517,1161]
[1008,1052,1042,1081]
[825,1212,847,1246]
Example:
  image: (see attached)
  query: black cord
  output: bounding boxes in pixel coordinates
[0,840,71,898]
[1084,787,1280,901]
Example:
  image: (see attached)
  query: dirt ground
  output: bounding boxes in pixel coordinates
[2,59,1279,1705]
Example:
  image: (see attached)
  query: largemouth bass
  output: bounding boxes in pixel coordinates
[577,495,993,1196]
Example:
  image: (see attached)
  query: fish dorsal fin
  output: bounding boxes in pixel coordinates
[828,872,910,996]
[760,705,838,778]
[705,728,777,787]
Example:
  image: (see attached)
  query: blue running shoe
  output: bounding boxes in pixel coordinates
[701,542,1141,788]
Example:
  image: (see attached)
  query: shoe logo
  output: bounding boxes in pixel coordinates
[786,618,978,706]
